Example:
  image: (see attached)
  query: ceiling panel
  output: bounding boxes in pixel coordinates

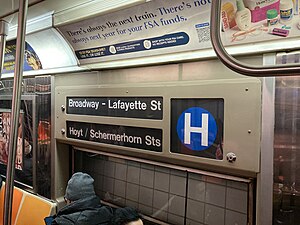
[0,0,99,20]
[0,0,41,18]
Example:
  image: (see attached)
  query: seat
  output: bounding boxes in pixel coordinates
[16,192,56,225]
[0,183,56,225]
[0,185,24,225]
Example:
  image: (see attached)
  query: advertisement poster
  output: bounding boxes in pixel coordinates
[0,110,24,170]
[220,0,300,45]
[58,0,212,64]
[3,39,42,74]
[58,0,300,64]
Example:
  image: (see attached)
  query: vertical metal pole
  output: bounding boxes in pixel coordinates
[0,20,9,78]
[3,0,28,224]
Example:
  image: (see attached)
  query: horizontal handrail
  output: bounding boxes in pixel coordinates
[210,0,300,77]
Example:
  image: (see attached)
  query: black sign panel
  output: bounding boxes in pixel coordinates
[171,99,224,160]
[67,121,162,152]
[67,97,163,120]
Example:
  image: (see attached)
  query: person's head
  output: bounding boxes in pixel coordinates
[111,207,143,225]
[64,172,95,203]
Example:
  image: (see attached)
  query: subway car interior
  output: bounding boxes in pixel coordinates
[1,0,300,224]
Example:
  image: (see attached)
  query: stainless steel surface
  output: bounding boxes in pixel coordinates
[249,181,254,225]
[258,55,276,225]
[3,0,28,224]
[55,76,262,176]
[0,20,8,79]
[74,146,252,183]
[0,20,9,35]
[210,0,300,77]
[273,76,300,225]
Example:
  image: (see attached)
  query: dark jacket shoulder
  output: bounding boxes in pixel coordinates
[52,195,113,225]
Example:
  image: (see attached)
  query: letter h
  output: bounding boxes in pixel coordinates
[184,113,209,146]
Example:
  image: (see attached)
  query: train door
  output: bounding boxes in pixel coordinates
[0,76,52,198]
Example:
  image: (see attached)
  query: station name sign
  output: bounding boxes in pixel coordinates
[67,121,162,152]
[67,97,163,119]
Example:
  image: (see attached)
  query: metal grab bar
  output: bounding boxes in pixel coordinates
[210,0,300,77]
[3,0,28,224]
[0,20,8,79]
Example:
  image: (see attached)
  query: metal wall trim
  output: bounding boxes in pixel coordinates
[73,146,252,184]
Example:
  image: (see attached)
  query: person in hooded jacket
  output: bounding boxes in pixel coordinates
[46,172,113,225]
